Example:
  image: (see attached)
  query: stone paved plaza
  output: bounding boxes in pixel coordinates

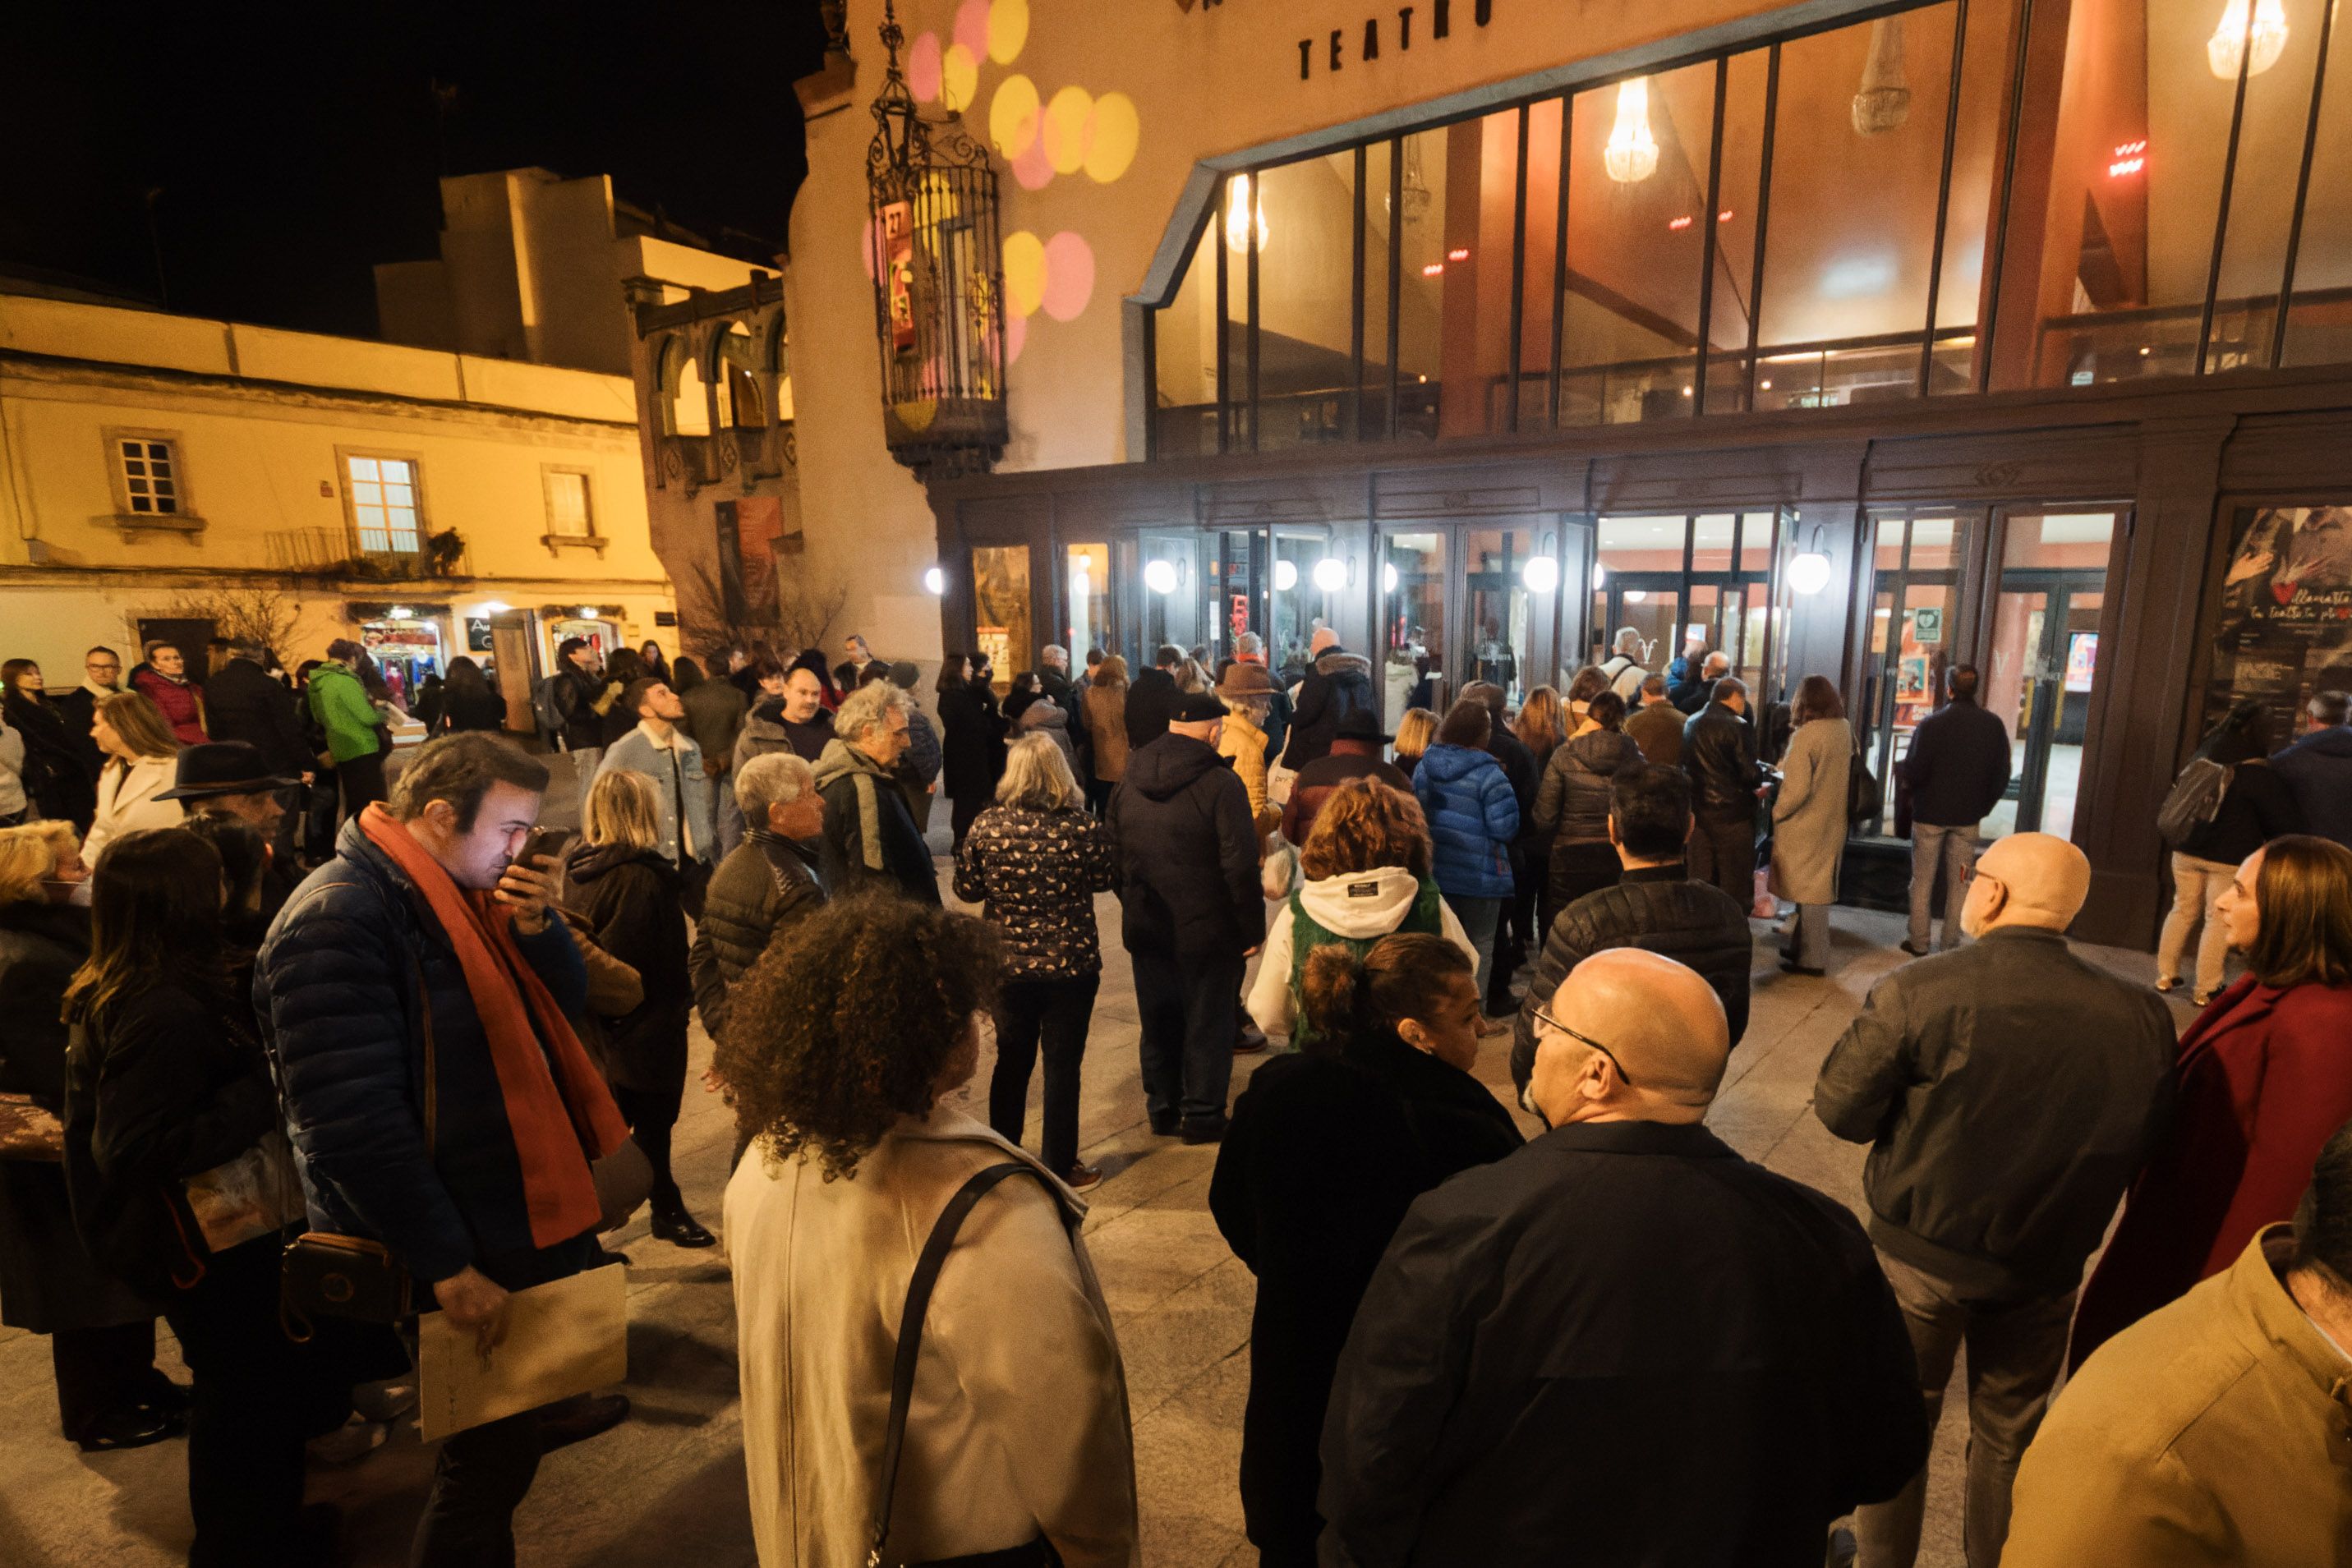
[0,818,2191,1567]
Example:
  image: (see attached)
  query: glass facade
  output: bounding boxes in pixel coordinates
[1145,0,2352,455]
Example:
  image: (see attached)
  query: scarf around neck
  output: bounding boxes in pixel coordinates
[359,804,628,1248]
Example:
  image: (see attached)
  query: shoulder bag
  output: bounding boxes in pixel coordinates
[868,1161,1066,1568]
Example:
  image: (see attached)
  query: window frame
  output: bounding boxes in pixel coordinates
[336,445,430,563]
[103,427,201,532]
[539,463,607,557]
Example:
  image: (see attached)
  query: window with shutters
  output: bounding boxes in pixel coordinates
[343,451,425,559]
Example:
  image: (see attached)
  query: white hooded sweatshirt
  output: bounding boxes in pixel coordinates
[1245,864,1478,1037]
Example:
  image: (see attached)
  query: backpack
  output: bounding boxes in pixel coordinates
[2156,756,2233,848]
[532,674,574,738]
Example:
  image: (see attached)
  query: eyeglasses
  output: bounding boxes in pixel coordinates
[1529,1003,1636,1087]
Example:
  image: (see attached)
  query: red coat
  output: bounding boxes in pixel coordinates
[130,666,207,746]
[2068,974,2352,1368]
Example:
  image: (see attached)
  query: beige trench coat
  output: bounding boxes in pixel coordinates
[725,1106,1139,1568]
[1770,716,1852,906]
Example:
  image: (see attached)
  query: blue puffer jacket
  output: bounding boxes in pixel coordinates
[1412,742,1521,900]
[253,815,590,1285]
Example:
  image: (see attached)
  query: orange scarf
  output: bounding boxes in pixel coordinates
[360,804,628,1248]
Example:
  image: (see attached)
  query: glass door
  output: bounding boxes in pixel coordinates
[1860,513,1970,839]
[1379,530,1448,728]
[1064,542,1112,665]
[1982,512,2120,840]
[1269,528,1337,685]
[1136,531,1202,669]
[969,544,1033,695]
[1207,528,1268,667]
[1462,525,1542,706]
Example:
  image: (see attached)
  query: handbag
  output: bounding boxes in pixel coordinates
[0,1092,64,1161]
[868,1162,1066,1568]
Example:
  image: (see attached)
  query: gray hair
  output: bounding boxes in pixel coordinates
[1041,644,1069,668]
[736,751,815,820]
[996,732,1082,812]
[1701,651,1732,675]
[1223,693,1272,726]
[1613,627,1644,655]
[1234,632,1263,656]
[833,679,909,743]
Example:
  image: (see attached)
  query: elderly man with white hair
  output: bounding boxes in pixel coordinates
[690,751,826,1042]
[1814,832,2177,1568]
[812,682,938,905]
[1598,626,1652,701]
[1318,950,1926,1564]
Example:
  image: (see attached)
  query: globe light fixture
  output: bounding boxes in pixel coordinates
[2208,0,2289,79]
[1144,559,1180,595]
[1521,556,1561,594]
[1604,78,1659,184]
[1382,563,1399,594]
[1273,559,1299,592]
[1312,557,1348,593]
[1788,549,1834,595]
[1623,589,1649,605]
[1594,563,1609,589]
[922,566,947,595]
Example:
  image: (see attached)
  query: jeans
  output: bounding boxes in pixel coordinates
[1445,895,1504,1003]
[1132,950,1245,1124]
[1908,822,1978,952]
[990,973,1101,1174]
[2157,852,2236,997]
[1789,902,1832,970]
[161,1235,311,1567]
[1853,1250,2077,1568]
[609,1082,685,1214]
[1687,812,1756,910]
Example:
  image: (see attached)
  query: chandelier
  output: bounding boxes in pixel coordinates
[1852,16,1913,136]
[1386,139,1434,225]
[1604,79,1659,184]
[1224,173,1270,251]
[2207,0,2290,78]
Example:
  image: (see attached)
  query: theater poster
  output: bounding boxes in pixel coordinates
[2206,504,2352,743]
[714,497,793,624]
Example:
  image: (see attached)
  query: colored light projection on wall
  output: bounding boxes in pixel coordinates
[877,0,1139,367]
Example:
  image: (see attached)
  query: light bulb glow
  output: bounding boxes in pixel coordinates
[1623,589,1648,605]
[1312,557,1348,593]
[1789,550,1834,595]
[1382,563,1399,594]
[1521,557,1560,594]
[922,567,946,596]
[1223,174,1270,252]
[1273,559,1298,592]
[576,607,600,620]
[2208,0,2289,78]
[1604,78,1659,184]
[1144,559,1179,595]
[1594,564,1609,588]
[476,600,510,615]
[389,605,412,619]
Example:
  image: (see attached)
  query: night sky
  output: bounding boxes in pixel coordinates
[2,2,831,338]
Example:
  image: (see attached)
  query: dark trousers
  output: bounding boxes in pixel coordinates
[161,1235,310,1567]
[1687,812,1756,910]
[270,784,305,867]
[1085,775,1115,817]
[989,973,1100,1175]
[338,749,387,823]
[950,794,988,850]
[1131,949,1245,1124]
[610,1082,685,1212]
[1541,840,1624,935]
[51,1317,164,1440]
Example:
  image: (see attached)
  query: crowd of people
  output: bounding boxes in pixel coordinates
[2,618,2351,1567]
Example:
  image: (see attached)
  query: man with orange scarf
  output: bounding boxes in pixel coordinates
[255,733,632,1566]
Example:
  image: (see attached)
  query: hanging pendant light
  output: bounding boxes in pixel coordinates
[1604,78,1659,184]
[1852,16,1913,136]
[1386,139,1434,225]
[2208,0,2290,78]
[1224,172,1270,251]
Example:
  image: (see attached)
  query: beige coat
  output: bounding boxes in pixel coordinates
[2001,1226,2352,1566]
[83,755,185,863]
[1770,716,1851,907]
[725,1106,1139,1568]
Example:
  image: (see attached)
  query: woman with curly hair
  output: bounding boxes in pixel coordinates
[720,891,1138,1568]
[1245,777,1477,1046]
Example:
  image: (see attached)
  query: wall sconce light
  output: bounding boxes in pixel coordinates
[1788,526,1834,595]
[1382,562,1399,594]
[1521,556,1560,594]
[1594,563,1609,589]
[1312,557,1348,593]
[476,600,511,616]
[922,567,946,596]
[1144,559,1181,595]
[1273,559,1299,592]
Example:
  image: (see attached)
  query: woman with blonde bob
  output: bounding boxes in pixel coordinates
[563,768,710,1245]
[1246,778,1477,1046]
[953,733,1117,1189]
[81,691,183,863]
[1391,707,1438,783]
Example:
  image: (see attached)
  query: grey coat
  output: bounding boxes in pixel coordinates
[596,724,716,867]
[1770,717,1851,906]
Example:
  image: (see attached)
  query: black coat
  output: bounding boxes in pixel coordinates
[0,902,155,1334]
[3,692,95,827]
[557,666,607,752]
[1509,862,1756,1094]
[688,831,824,1042]
[1318,1120,1929,1566]
[1280,649,1378,770]
[1209,1030,1522,1557]
[1682,701,1765,821]
[1105,733,1263,959]
[435,686,507,734]
[938,681,1008,802]
[52,684,113,780]
[1122,667,1179,752]
[1895,696,2013,828]
[563,843,691,1094]
[2179,756,2301,865]
[201,655,308,775]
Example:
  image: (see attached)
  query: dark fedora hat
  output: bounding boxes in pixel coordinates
[155,741,301,801]
[1335,712,1393,744]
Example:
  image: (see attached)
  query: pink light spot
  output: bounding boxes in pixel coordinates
[858,215,881,282]
[1040,231,1094,322]
[1005,310,1029,366]
[1012,132,1053,190]
[908,32,942,102]
[954,0,989,60]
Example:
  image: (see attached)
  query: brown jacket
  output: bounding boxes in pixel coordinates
[1082,682,1129,783]
[1623,699,1685,767]
[2000,1226,2352,1566]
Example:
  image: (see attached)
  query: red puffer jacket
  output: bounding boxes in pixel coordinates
[130,666,207,746]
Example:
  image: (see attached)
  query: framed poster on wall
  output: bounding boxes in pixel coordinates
[2205,504,2352,743]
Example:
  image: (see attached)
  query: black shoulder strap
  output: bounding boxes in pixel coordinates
[869,1160,1058,1567]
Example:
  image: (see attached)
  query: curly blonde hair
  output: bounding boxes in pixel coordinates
[715,891,1001,1179]
[1300,777,1431,881]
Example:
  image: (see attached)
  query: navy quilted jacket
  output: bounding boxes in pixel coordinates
[253,815,590,1284]
[1412,743,1521,900]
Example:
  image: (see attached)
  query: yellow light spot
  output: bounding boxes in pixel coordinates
[987,0,1030,64]
[1002,230,1047,318]
[1084,91,1140,183]
[1042,85,1094,177]
[990,73,1040,159]
[941,43,979,113]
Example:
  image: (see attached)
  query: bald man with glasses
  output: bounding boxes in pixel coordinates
[1318,950,1926,1567]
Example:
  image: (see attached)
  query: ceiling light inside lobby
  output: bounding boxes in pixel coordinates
[1224,173,1269,251]
[2208,0,2288,78]
[1604,79,1659,184]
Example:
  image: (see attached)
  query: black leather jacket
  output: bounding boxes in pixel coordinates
[1682,701,1765,821]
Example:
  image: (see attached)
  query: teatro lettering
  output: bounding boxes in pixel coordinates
[1300,0,1494,79]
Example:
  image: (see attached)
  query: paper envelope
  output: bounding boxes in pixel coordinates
[417,1263,628,1442]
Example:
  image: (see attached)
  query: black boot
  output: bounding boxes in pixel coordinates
[650,1203,716,1248]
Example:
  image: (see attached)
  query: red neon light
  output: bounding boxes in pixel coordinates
[2109,156,2144,177]
[1446,246,1471,261]
[1421,262,1445,277]
[1667,214,1693,231]
[1717,209,1734,223]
